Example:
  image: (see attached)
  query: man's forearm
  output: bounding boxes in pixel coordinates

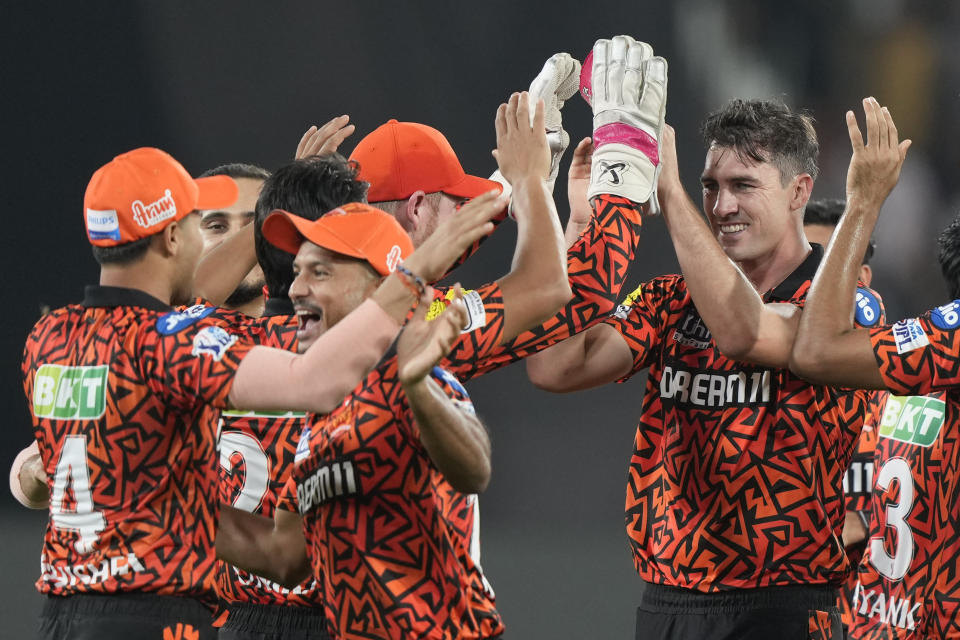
[404,377,491,495]
[216,504,310,588]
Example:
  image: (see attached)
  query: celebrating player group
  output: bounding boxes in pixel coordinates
[9,32,959,640]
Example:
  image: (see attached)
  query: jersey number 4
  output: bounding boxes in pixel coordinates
[50,435,106,554]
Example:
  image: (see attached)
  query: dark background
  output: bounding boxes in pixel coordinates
[3,2,959,637]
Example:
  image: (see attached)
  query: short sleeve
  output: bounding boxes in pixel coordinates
[403,366,475,444]
[139,313,253,410]
[870,300,960,395]
[431,283,505,374]
[603,277,672,381]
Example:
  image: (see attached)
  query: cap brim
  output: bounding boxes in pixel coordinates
[262,209,368,260]
[194,174,239,210]
[441,173,503,199]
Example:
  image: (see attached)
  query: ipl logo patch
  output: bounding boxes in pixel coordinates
[892,318,929,354]
[192,326,237,361]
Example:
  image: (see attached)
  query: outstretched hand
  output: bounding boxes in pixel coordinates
[295,115,356,159]
[845,97,911,207]
[398,285,468,386]
[492,91,551,186]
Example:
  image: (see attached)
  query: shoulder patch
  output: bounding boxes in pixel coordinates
[157,304,217,335]
[191,325,238,361]
[854,287,881,327]
[931,300,960,331]
[613,283,644,319]
[426,289,486,334]
[892,318,930,354]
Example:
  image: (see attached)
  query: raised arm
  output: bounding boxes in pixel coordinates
[790,98,910,387]
[491,91,571,342]
[398,291,491,493]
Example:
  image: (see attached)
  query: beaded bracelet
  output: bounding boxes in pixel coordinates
[395,262,427,299]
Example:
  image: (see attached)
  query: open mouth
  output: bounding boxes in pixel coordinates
[296,308,324,336]
[719,223,748,235]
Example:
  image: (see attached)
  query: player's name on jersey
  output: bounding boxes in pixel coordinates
[41,553,146,588]
[33,364,108,420]
[852,583,923,631]
[660,363,771,408]
[878,395,946,447]
[232,566,318,596]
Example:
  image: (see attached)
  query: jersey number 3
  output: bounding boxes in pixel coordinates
[869,457,915,581]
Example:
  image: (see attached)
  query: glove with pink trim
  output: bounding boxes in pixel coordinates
[582,36,668,209]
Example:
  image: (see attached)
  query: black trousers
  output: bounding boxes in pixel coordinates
[38,593,216,640]
[217,602,330,640]
[635,582,843,640]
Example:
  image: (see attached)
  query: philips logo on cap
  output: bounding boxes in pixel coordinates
[86,208,121,242]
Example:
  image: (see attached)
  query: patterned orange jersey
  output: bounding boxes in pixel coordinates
[22,286,253,601]
[213,310,325,610]
[603,247,884,591]
[843,303,960,638]
[277,362,502,640]
[439,194,643,381]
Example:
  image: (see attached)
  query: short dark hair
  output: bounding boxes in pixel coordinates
[91,236,152,265]
[937,214,960,300]
[803,198,876,265]
[199,162,271,181]
[701,98,819,184]
[255,154,368,299]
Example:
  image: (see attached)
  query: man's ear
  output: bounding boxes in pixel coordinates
[158,222,179,257]
[859,264,873,288]
[397,191,427,233]
[791,174,814,212]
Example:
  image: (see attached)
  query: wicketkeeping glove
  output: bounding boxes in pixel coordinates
[528,53,581,194]
[583,36,668,208]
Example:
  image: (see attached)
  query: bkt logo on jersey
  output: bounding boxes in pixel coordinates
[33,364,108,420]
[931,299,960,330]
[879,394,946,447]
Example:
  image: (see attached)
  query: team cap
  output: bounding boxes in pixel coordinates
[349,119,501,203]
[262,202,414,276]
[83,147,238,247]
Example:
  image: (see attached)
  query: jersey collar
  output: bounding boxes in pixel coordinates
[764,243,823,302]
[81,285,172,311]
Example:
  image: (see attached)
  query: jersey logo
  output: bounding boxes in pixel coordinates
[892,318,929,354]
[660,362,771,408]
[295,426,311,463]
[931,299,960,330]
[85,208,121,242]
[878,394,945,447]
[613,283,643,319]
[672,310,712,350]
[156,304,216,335]
[426,289,486,333]
[855,287,881,327]
[296,458,359,512]
[192,326,237,361]
[596,160,629,185]
[33,364,108,420]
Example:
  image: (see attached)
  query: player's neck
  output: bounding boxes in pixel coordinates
[99,262,175,306]
[738,237,813,294]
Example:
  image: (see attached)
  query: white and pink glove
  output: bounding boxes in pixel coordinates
[581,36,668,210]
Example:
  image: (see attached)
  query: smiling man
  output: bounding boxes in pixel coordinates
[528,99,884,639]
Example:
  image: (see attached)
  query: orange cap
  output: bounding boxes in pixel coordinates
[83,147,238,246]
[261,202,414,276]
[349,119,502,203]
